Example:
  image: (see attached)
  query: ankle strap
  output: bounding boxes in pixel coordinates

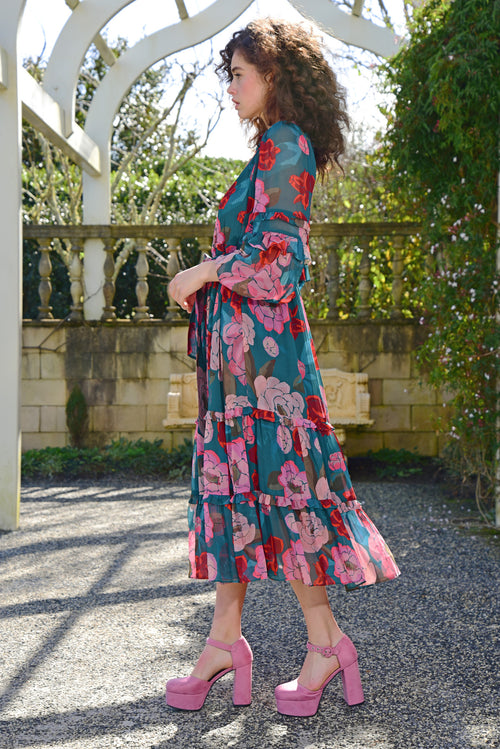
[206,636,234,652]
[307,641,338,658]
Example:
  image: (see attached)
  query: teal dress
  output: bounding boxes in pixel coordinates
[187,121,400,589]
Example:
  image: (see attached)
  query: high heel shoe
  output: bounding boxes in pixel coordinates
[165,636,253,711]
[274,635,364,717]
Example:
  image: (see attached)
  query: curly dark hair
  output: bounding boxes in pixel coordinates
[217,18,350,176]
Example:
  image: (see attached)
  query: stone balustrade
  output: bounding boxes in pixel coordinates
[23,222,420,321]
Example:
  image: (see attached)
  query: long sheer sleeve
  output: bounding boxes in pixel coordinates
[215,122,316,302]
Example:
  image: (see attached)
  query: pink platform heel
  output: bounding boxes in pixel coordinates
[165,636,253,711]
[275,635,364,717]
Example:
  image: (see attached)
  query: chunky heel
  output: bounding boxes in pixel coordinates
[340,660,364,705]
[233,662,252,705]
[275,634,364,716]
[166,635,253,711]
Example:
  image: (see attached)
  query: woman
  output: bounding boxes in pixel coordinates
[166,18,400,717]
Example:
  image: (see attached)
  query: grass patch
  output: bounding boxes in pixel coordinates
[22,438,193,480]
[359,448,434,480]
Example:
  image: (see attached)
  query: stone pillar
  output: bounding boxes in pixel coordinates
[0,1,27,530]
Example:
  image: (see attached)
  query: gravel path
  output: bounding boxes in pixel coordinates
[0,478,498,749]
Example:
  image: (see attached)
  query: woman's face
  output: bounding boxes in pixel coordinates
[227,49,268,122]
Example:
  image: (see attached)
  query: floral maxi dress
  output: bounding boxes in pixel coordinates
[187,121,400,589]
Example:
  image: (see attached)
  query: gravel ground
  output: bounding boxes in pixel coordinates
[0,478,498,749]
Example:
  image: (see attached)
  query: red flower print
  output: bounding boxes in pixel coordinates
[263,534,284,574]
[258,138,281,170]
[272,211,290,223]
[290,305,307,339]
[219,181,236,209]
[329,507,352,539]
[313,554,335,585]
[289,170,315,209]
[237,210,246,224]
[195,551,218,580]
[306,394,327,425]
[235,555,251,583]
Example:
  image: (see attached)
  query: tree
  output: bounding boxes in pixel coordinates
[22,39,226,318]
[380,0,500,517]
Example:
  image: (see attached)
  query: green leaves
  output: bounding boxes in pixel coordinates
[380,0,500,502]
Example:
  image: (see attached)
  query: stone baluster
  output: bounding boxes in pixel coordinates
[165,237,182,320]
[37,239,53,320]
[68,238,84,321]
[134,237,150,321]
[390,235,405,319]
[357,241,372,318]
[101,236,116,321]
[326,239,342,319]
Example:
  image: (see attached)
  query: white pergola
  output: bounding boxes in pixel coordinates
[0,0,401,531]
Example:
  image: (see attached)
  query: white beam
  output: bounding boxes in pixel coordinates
[44,1,138,136]
[0,0,27,531]
[21,69,101,176]
[0,46,8,90]
[289,0,402,58]
[81,0,253,319]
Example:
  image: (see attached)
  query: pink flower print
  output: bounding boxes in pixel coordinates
[232,511,256,552]
[222,320,246,384]
[278,461,310,504]
[297,359,306,379]
[203,417,214,446]
[283,539,311,583]
[298,134,310,155]
[209,318,221,374]
[262,232,292,258]
[227,438,251,492]
[351,538,377,585]
[332,544,365,586]
[203,503,214,542]
[314,437,321,452]
[254,302,290,334]
[225,394,251,412]
[206,552,218,581]
[188,530,196,573]
[194,516,202,535]
[202,450,230,495]
[253,545,268,579]
[328,451,346,472]
[254,376,305,419]
[263,336,279,357]
[254,178,270,213]
[241,313,255,350]
[297,511,329,553]
[247,265,287,300]
[212,217,226,251]
[367,526,398,579]
[277,424,293,453]
[315,476,330,502]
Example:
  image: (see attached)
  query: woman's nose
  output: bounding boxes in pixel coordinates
[227,81,235,96]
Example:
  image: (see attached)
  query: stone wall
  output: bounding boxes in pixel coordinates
[21,320,450,456]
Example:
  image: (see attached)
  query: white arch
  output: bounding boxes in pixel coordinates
[81,0,253,318]
[43,0,138,137]
[289,0,401,57]
[0,0,27,529]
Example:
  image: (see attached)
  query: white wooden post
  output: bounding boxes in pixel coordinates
[0,1,27,530]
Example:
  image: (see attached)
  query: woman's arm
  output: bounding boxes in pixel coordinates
[168,260,219,312]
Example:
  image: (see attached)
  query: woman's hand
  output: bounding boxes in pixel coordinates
[168,260,218,313]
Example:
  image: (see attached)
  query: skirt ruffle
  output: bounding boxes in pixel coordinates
[188,409,400,589]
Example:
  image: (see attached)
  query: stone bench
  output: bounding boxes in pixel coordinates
[163,368,372,446]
